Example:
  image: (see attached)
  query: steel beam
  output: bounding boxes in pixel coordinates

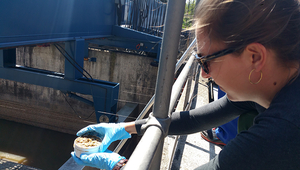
[64,40,85,80]
[0,0,116,48]
[0,48,119,122]
[88,26,162,58]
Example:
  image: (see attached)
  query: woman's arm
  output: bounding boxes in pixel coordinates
[134,96,258,136]
[168,96,258,135]
[124,121,137,134]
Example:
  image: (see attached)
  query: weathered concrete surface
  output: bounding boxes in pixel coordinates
[0,45,157,134]
[86,48,157,111]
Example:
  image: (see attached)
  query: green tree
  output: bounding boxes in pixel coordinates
[182,0,196,29]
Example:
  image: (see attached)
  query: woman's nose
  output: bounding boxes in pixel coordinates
[201,67,211,78]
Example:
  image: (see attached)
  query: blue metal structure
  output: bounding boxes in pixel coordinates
[0,0,162,122]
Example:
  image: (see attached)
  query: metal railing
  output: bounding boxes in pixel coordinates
[122,1,189,169]
[121,0,167,37]
[120,0,198,37]
[113,38,196,153]
[59,0,196,169]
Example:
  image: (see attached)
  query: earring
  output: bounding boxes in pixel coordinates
[249,69,263,84]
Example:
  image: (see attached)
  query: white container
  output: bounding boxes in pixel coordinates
[73,136,102,158]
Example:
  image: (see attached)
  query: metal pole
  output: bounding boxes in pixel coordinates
[152,0,186,119]
[123,0,186,169]
[114,40,196,153]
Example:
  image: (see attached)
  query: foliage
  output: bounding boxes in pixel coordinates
[182,0,197,29]
[158,0,197,29]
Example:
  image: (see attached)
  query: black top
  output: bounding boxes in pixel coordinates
[135,76,300,170]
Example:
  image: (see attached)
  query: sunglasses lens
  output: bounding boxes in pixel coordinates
[203,62,209,74]
[197,58,209,74]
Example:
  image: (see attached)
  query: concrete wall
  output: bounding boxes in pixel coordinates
[0,45,157,134]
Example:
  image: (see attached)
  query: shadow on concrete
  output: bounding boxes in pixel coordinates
[169,67,223,169]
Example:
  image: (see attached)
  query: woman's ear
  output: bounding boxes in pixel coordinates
[244,43,267,72]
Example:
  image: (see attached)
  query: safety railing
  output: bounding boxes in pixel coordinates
[59,1,195,169]
[120,1,191,169]
[113,38,196,153]
[121,0,167,37]
[120,0,198,37]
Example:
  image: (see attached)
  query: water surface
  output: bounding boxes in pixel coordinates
[0,119,76,170]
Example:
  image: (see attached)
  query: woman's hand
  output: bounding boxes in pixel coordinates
[71,150,125,170]
[77,123,131,152]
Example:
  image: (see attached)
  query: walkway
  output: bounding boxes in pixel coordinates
[160,75,222,170]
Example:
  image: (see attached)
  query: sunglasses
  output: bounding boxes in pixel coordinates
[196,48,235,74]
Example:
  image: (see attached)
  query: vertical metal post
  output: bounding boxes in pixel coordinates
[150,0,185,167]
[152,0,186,119]
[123,0,186,169]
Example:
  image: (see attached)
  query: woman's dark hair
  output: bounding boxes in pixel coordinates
[195,0,300,65]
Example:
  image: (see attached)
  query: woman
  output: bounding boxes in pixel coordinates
[71,0,300,169]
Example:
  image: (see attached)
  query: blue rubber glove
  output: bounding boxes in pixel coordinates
[77,123,131,152]
[71,150,125,170]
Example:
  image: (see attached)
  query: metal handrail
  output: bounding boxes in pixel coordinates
[59,0,193,169]
[167,64,200,170]
[114,39,196,153]
[123,1,187,169]
[175,39,196,73]
[168,54,195,115]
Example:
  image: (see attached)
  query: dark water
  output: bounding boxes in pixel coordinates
[0,119,77,170]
